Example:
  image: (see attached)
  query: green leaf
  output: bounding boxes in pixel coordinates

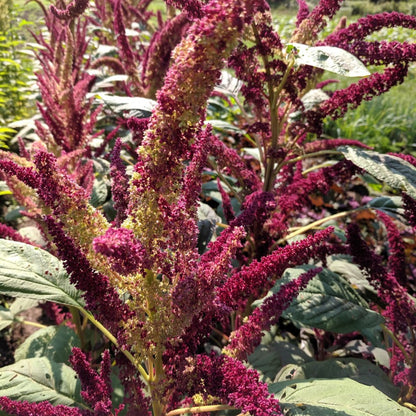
[288,43,371,77]
[339,146,416,199]
[214,70,243,96]
[15,325,81,364]
[270,378,413,416]
[197,203,221,254]
[90,178,109,207]
[0,305,16,331]
[0,239,85,309]
[249,340,313,382]
[274,358,399,400]
[255,265,384,333]
[0,299,39,331]
[0,357,84,408]
[208,119,244,133]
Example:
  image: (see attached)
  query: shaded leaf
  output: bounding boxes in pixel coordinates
[90,178,109,207]
[197,203,221,254]
[15,325,81,364]
[0,305,16,331]
[249,340,313,382]
[255,265,384,333]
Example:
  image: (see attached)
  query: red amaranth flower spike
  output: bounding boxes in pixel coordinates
[70,348,116,415]
[44,216,134,337]
[93,227,149,275]
[168,353,283,416]
[225,266,322,360]
[217,227,334,309]
[0,223,39,246]
[50,0,89,21]
[377,211,407,286]
[110,139,130,226]
[404,193,416,228]
[0,397,89,416]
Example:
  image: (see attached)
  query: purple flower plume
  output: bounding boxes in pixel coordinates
[44,216,133,336]
[113,0,138,81]
[217,227,334,309]
[110,139,130,226]
[321,63,408,120]
[346,223,416,334]
[93,227,148,275]
[296,0,310,27]
[0,397,87,416]
[0,223,39,246]
[142,12,190,98]
[377,211,406,286]
[403,193,416,228]
[165,0,204,19]
[225,267,322,360]
[70,348,119,415]
[292,0,343,42]
[50,0,89,21]
[208,135,262,193]
[304,138,371,153]
[169,353,282,416]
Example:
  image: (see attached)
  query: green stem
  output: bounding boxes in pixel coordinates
[69,306,85,350]
[273,210,353,248]
[21,320,47,329]
[80,309,150,383]
[208,158,243,204]
[166,404,235,416]
[381,324,411,365]
[288,150,342,165]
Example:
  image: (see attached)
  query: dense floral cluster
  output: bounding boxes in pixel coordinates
[1,0,416,414]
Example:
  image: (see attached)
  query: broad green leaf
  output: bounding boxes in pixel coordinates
[327,255,376,297]
[0,357,84,408]
[93,93,156,118]
[197,203,221,254]
[255,265,384,333]
[0,239,85,309]
[270,378,413,416]
[90,177,109,207]
[0,305,16,331]
[10,298,39,315]
[339,146,416,199]
[249,340,313,382]
[208,119,244,133]
[274,358,399,399]
[0,298,40,331]
[288,43,371,77]
[214,70,243,96]
[301,89,330,110]
[15,325,80,364]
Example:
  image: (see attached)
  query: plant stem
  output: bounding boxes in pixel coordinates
[80,309,150,383]
[288,150,342,165]
[381,324,411,364]
[166,404,235,416]
[21,320,47,329]
[69,306,85,350]
[276,210,352,245]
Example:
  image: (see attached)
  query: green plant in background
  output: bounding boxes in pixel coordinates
[0,0,35,146]
[323,71,416,153]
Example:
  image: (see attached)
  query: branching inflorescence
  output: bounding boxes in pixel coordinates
[1,0,416,414]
